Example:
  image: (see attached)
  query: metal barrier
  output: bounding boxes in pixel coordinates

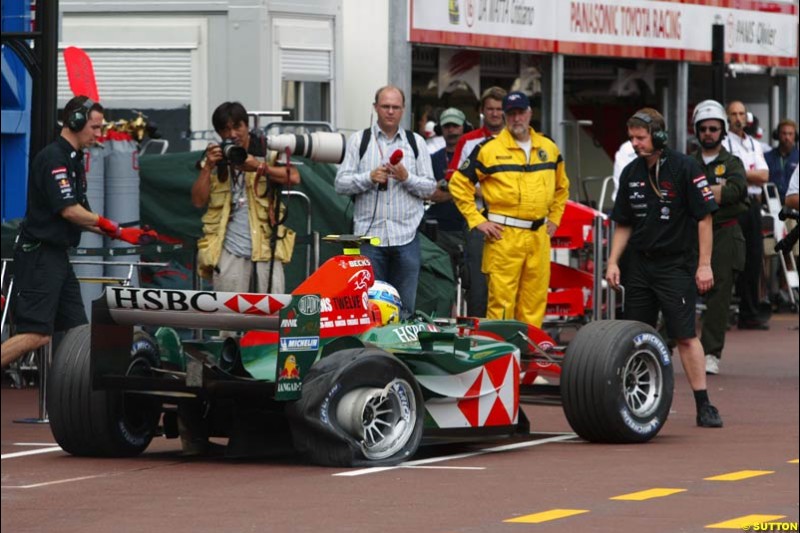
[247,111,291,130]
[282,190,318,276]
[560,119,594,203]
[590,214,623,321]
[13,343,50,424]
[580,175,615,212]
[139,138,169,155]
[262,121,333,136]
[763,182,799,309]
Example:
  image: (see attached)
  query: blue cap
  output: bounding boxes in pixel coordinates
[503,91,530,112]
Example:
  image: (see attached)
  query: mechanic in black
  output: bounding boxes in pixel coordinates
[690,100,748,376]
[606,107,723,428]
[1,95,155,370]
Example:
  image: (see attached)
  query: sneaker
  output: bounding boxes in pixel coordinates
[737,319,769,330]
[705,354,720,375]
[697,403,724,428]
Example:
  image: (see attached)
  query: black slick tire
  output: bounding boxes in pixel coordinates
[561,320,674,443]
[48,325,160,457]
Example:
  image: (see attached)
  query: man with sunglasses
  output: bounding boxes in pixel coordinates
[691,100,748,375]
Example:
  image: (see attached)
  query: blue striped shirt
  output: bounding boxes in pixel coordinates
[335,124,435,246]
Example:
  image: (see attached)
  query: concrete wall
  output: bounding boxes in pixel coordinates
[339,0,389,134]
[60,0,343,134]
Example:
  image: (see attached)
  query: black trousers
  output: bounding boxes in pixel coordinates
[735,199,764,322]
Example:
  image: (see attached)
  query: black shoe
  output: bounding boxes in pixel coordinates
[697,404,723,428]
[737,319,769,330]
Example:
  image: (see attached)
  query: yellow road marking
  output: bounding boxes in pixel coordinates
[504,509,589,524]
[789,459,799,464]
[704,470,774,481]
[610,488,687,501]
[705,514,786,529]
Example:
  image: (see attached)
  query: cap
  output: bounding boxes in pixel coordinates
[503,91,530,112]
[439,107,466,126]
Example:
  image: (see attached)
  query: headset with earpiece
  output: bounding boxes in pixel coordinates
[772,121,799,143]
[632,111,668,150]
[66,98,95,132]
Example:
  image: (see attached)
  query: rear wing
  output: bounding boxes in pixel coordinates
[98,286,293,330]
[91,288,320,401]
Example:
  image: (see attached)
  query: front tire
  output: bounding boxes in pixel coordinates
[48,325,160,457]
[286,347,424,467]
[561,320,674,443]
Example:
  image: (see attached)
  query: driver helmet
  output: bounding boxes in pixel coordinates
[367,280,402,325]
[692,99,728,136]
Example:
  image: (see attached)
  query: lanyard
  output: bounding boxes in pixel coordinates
[647,158,663,199]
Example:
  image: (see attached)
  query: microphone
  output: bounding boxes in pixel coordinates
[379,150,405,191]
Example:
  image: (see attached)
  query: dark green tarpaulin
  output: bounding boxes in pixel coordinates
[137,152,456,317]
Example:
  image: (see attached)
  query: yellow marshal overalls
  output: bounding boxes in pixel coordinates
[449,127,570,326]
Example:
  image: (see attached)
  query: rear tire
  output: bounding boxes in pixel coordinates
[48,325,160,457]
[287,347,424,467]
[561,320,674,443]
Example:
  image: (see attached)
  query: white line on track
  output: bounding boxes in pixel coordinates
[2,473,112,490]
[13,442,59,447]
[333,433,577,477]
[401,465,485,470]
[1,446,62,460]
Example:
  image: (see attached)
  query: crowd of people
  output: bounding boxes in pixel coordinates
[3,87,797,432]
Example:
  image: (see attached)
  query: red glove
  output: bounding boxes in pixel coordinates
[118,227,158,245]
[97,216,121,238]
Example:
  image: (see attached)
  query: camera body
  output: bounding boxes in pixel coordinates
[775,207,800,254]
[219,138,248,166]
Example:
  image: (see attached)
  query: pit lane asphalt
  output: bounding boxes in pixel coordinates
[2,313,798,533]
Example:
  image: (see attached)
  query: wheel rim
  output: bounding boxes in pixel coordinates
[336,379,417,461]
[121,357,160,438]
[622,349,663,418]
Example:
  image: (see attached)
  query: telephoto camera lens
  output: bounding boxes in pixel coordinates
[265,132,346,164]
[219,138,248,166]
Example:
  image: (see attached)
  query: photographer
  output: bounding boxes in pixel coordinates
[191,101,300,295]
[775,167,799,258]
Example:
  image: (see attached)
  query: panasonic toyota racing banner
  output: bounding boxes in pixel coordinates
[410,0,798,68]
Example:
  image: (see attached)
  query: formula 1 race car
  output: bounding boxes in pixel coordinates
[47,235,674,467]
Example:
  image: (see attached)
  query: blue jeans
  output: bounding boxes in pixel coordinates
[362,234,420,320]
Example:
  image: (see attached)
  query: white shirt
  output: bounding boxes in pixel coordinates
[725,131,769,195]
[334,125,436,246]
[612,140,637,201]
[516,138,532,162]
[426,136,445,153]
[787,165,799,198]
